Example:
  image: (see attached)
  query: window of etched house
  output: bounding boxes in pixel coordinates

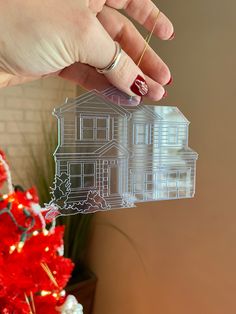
[83,163,95,187]
[80,115,109,141]
[80,117,94,140]
[70,162,95,189]
[168,126,178,144]
[133,173,143,193]
[145,173,153,192]
[70,163,82,189]
[157,169,191,198]
[133,123,152,144]
[133,172,153,194]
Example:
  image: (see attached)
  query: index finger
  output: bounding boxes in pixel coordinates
[106,0,174,40]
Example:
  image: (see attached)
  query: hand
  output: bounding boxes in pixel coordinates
[0,0,174,101]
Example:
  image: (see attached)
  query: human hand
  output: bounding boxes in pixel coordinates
[0,0,174,101]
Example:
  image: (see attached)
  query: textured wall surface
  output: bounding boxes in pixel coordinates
[0,77,76,185]
[86,1,236,314]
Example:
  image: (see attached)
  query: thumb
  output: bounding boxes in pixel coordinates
[80,16,165,100]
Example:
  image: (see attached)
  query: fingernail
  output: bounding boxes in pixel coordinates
[162,90,168,98]
[130,96,142,106]
[169,32,175,40]
[166,76,173,86]
[125,95,142,106]
[130,75,149,96]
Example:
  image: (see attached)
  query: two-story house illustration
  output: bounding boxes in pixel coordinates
[51,87,198,214]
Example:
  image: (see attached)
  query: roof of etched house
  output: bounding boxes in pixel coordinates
[54,140,131,156]
[54,142,198,159]
[53,87,189,123]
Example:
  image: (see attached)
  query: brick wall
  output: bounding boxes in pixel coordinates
[0,77,76,186]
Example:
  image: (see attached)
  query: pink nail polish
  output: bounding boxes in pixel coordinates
[169,32,175,40]
[130,75,149,96]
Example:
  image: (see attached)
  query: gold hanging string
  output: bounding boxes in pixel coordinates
[137,10,161,67]
[40,262,59,288]
[24,293,34,314]
[30,291,36,314]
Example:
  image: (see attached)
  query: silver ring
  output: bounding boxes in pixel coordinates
[96,41,122,74]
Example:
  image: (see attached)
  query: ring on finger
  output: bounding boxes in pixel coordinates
[96,41,122,74]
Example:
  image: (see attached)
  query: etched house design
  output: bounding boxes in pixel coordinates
[52,88,198,213]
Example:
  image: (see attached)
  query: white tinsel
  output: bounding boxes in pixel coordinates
[56,295,83,314]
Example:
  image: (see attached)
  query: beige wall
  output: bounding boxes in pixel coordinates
[87,1,236,314]
[0,77,76,185]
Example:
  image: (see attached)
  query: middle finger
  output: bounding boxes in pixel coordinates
[97,5,171,86]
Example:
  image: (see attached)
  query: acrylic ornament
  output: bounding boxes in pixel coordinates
[46,87,198,219]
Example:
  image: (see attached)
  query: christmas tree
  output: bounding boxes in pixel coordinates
[0,150,83,314]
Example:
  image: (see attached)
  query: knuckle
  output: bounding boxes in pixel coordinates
[155,11,174,40]
[116,52,135,84]
[88,0,106,13]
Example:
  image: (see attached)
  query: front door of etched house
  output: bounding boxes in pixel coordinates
[102,159,126,198]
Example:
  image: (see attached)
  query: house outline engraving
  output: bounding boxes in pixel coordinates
[48,87,198,216]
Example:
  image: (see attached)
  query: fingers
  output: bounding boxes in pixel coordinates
[97,5,171,86]
[79,14,165,100]
[145,75,167,100]
[104,49,165,100]
[59,62,111,91]
[106,0,174,40]
[58,62,141,105]
[60,58,165,102]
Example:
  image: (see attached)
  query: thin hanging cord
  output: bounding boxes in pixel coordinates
[137,10,161,67]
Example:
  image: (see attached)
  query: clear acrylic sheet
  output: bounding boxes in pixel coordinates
[45,87,198,219]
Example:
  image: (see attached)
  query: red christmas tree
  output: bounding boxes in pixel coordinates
[0,151,82,313]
